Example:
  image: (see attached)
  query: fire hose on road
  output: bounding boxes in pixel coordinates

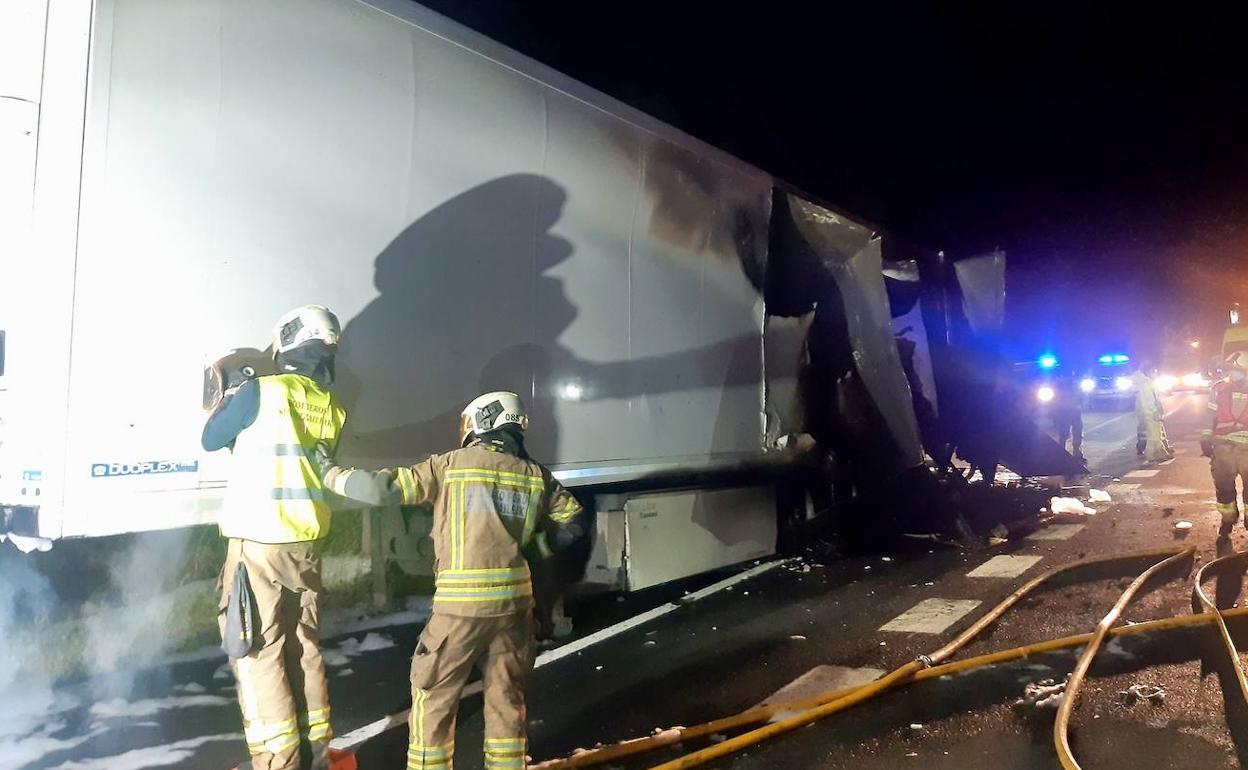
[532,547,1199,770]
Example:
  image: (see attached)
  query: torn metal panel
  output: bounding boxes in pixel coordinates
[954,250,1007,337]
[830,239,925,469]
[774,192,924,472]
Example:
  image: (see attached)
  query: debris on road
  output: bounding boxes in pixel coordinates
[1015,677,1068,709]
[1119,683,1166,706]
[1173,520,1194,536]
[1089,488,1112,502]
[1051,497,1097,515]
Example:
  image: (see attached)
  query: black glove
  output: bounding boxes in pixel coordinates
[1201,437,1214,458]
[312,441,335,476]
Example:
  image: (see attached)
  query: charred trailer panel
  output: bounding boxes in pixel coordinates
[0,0,813,590]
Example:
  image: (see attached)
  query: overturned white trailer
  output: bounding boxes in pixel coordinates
[0,0,916,590]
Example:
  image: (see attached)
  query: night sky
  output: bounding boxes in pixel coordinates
[418,2,1247,354]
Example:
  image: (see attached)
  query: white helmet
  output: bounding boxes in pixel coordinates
[273,305,340,355]
[460,391,528,445]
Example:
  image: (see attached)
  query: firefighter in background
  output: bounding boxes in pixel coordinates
[202,305,347,770]
[1132,360,1175,463]
[1203,351,1248,539]
[1052,367,1085,464]
[313,391,585,770]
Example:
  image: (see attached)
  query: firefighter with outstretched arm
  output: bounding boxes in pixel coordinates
[312,391,585,770]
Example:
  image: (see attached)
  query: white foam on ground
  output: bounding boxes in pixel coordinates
[90,694,232,720]
[46,732,243,770]
[324,632,398,668]
[879,598,983,634]
[332,559,793,751]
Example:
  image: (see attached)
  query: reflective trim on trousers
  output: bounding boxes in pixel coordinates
[406,745,451,770]
[299,707,332,742]
[245,716,300,756]
[485,736,527,770]
[1217,501,1240,523]
[408,687,452,770]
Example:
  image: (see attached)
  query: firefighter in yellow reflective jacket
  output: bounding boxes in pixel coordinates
[203,305,347,770]
[314,391,585,770]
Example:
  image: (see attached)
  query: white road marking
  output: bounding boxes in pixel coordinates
[680,559,796,603]
[754,665,885,709]
[1083,411,1135,436]
[1125,469,1160,478]
[332,558,793,751]
[1027,524,1085,541]
[880,598,983,634]
[967,555,1043,578]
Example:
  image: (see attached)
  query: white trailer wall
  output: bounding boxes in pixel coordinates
[51,0,775,537]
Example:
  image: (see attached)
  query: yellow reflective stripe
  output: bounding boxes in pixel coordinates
[247,725,300,755]
[446,468,542,484]
[299,707,331,741]
[435,591,532,603]
[485,737,526,746]
[437,566,529,580]
[396,467,420,504]
[298,707,330,724]
[521,487,540,545]
[446,476,543,490]
[435,583,532,595]
[412,688,427,759]
[245,717,298,744]
[407,745,450,761]
[456,480,466,570]
[484,759,525,770]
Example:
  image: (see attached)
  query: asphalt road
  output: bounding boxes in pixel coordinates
[11,392,1244,770]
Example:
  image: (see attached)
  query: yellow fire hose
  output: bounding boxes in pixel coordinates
[1193,552,1248,707]
[1052,548,1195,770]
[531,548,1192,770]
[536,570,1248,770]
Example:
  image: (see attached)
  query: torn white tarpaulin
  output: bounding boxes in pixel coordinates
[1050,497,1097,515]
[0,533,53,553]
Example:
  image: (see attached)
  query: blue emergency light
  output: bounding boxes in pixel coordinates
[1037,354,1058,369]
[1098,353,1130,364]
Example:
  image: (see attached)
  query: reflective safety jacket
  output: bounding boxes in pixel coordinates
[218,374,346,543]
[1210,379,1248,442]
[322,441,584,617]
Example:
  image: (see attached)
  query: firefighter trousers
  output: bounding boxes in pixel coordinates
[1212,440,1248,524]
[219,538,331,770]
[407,611,535,770]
